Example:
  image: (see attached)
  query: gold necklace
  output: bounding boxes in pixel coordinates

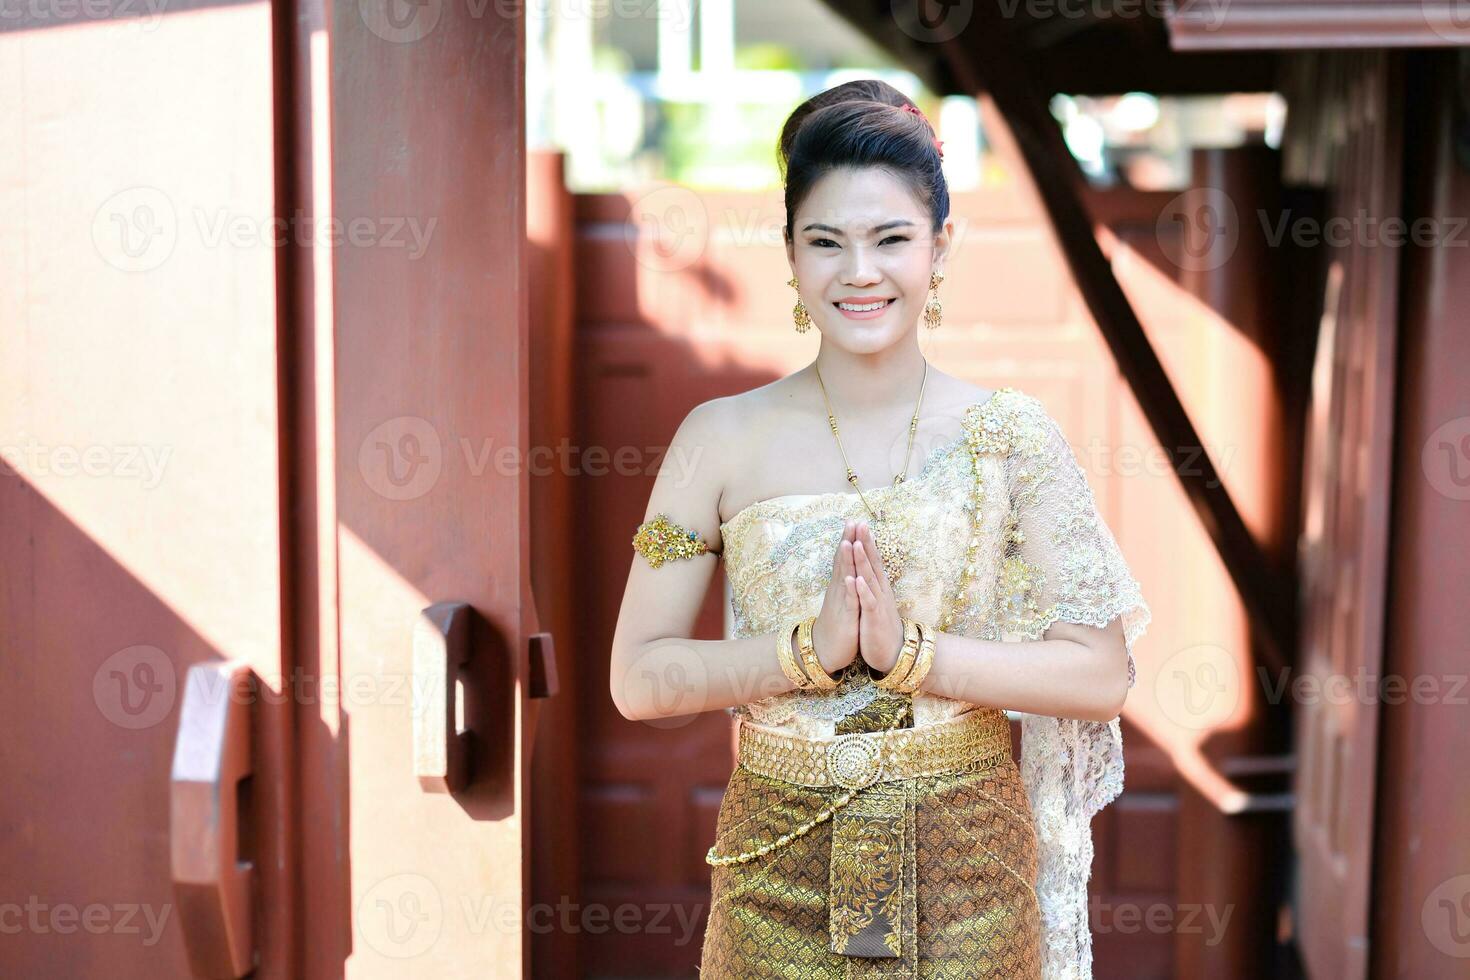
[813,359,928,582]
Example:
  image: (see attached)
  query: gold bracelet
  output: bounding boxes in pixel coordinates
[875,619,920,690]
[896,622,936,694]
[795,616,839,690]
[776,619,815,691]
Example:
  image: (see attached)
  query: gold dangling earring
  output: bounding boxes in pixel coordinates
[923,270,944,330]
[788,276,812,333]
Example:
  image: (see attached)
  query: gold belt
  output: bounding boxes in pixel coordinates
[736,706,1012,790]
[731,707,1015,969]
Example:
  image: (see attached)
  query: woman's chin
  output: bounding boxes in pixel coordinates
[820,320,908,351]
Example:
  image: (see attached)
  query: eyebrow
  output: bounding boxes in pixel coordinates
[801,220,917,235]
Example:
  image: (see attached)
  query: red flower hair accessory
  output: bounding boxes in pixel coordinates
[900,103,944,160]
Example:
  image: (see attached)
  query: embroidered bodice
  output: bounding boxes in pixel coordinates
[716,386,1151,980]
[719,392,992,737]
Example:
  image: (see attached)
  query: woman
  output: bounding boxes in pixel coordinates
[610,79,1150,979]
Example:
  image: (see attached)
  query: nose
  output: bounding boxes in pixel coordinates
[840,243,881,287]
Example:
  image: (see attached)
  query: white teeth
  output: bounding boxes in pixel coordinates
[837,300,891,312]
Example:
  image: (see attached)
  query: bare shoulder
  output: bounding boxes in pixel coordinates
[646,392,757,556]
[923,368,999,416]
[705,373,811,442]
[709,374,791,440]
[660,393,741,496]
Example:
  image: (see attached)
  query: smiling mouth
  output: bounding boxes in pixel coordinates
[834,298,896,312]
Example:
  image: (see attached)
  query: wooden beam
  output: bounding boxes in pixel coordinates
[820,1,1277,97]
[1167,0,1470,50]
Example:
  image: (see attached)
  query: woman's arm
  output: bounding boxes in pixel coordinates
[608,399,859,722]
[611,632,802,723]
[916,618,1130,723]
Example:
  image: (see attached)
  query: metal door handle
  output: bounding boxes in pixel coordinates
[170,660,255,978]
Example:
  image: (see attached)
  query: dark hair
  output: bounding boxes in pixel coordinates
[778,79,948,244]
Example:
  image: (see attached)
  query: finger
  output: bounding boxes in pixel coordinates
[860,522,890,585]
[832,540,851,584]
[853,537,877,583]
[855,573,874,606]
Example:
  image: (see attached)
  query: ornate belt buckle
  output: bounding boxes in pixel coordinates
[825,732,884,790]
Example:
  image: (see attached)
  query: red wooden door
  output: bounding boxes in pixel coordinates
[1287,51,1402,980]
[0,5,295,976]
[323,2,541,976]
[2,2,541,977]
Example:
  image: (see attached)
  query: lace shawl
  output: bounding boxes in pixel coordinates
[958,391,1152,980]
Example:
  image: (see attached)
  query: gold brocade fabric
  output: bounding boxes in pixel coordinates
[701,388,1153,980]
[700,699,1043,978]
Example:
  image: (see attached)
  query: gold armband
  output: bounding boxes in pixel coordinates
[632,513,710,568]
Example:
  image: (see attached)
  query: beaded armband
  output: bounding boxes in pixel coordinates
[631,513,710,568]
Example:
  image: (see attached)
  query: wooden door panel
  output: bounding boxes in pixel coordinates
[1285,50,1402,980]
[328,2,532,977]
[1,4,535,978]
[0,5,291,976]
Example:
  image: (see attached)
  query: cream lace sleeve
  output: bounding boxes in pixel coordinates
[990,395,1152,980]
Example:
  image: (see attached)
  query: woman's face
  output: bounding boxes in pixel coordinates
[786,166,952,353]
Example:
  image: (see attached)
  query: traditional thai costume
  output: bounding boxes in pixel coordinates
[639,387,1150,979]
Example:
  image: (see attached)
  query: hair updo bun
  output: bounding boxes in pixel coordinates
[777,79,949,245]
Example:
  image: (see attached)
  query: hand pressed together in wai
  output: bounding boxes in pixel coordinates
[807,519,906,678]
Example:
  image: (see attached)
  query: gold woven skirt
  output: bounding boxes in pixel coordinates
[699,699,1042,979]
